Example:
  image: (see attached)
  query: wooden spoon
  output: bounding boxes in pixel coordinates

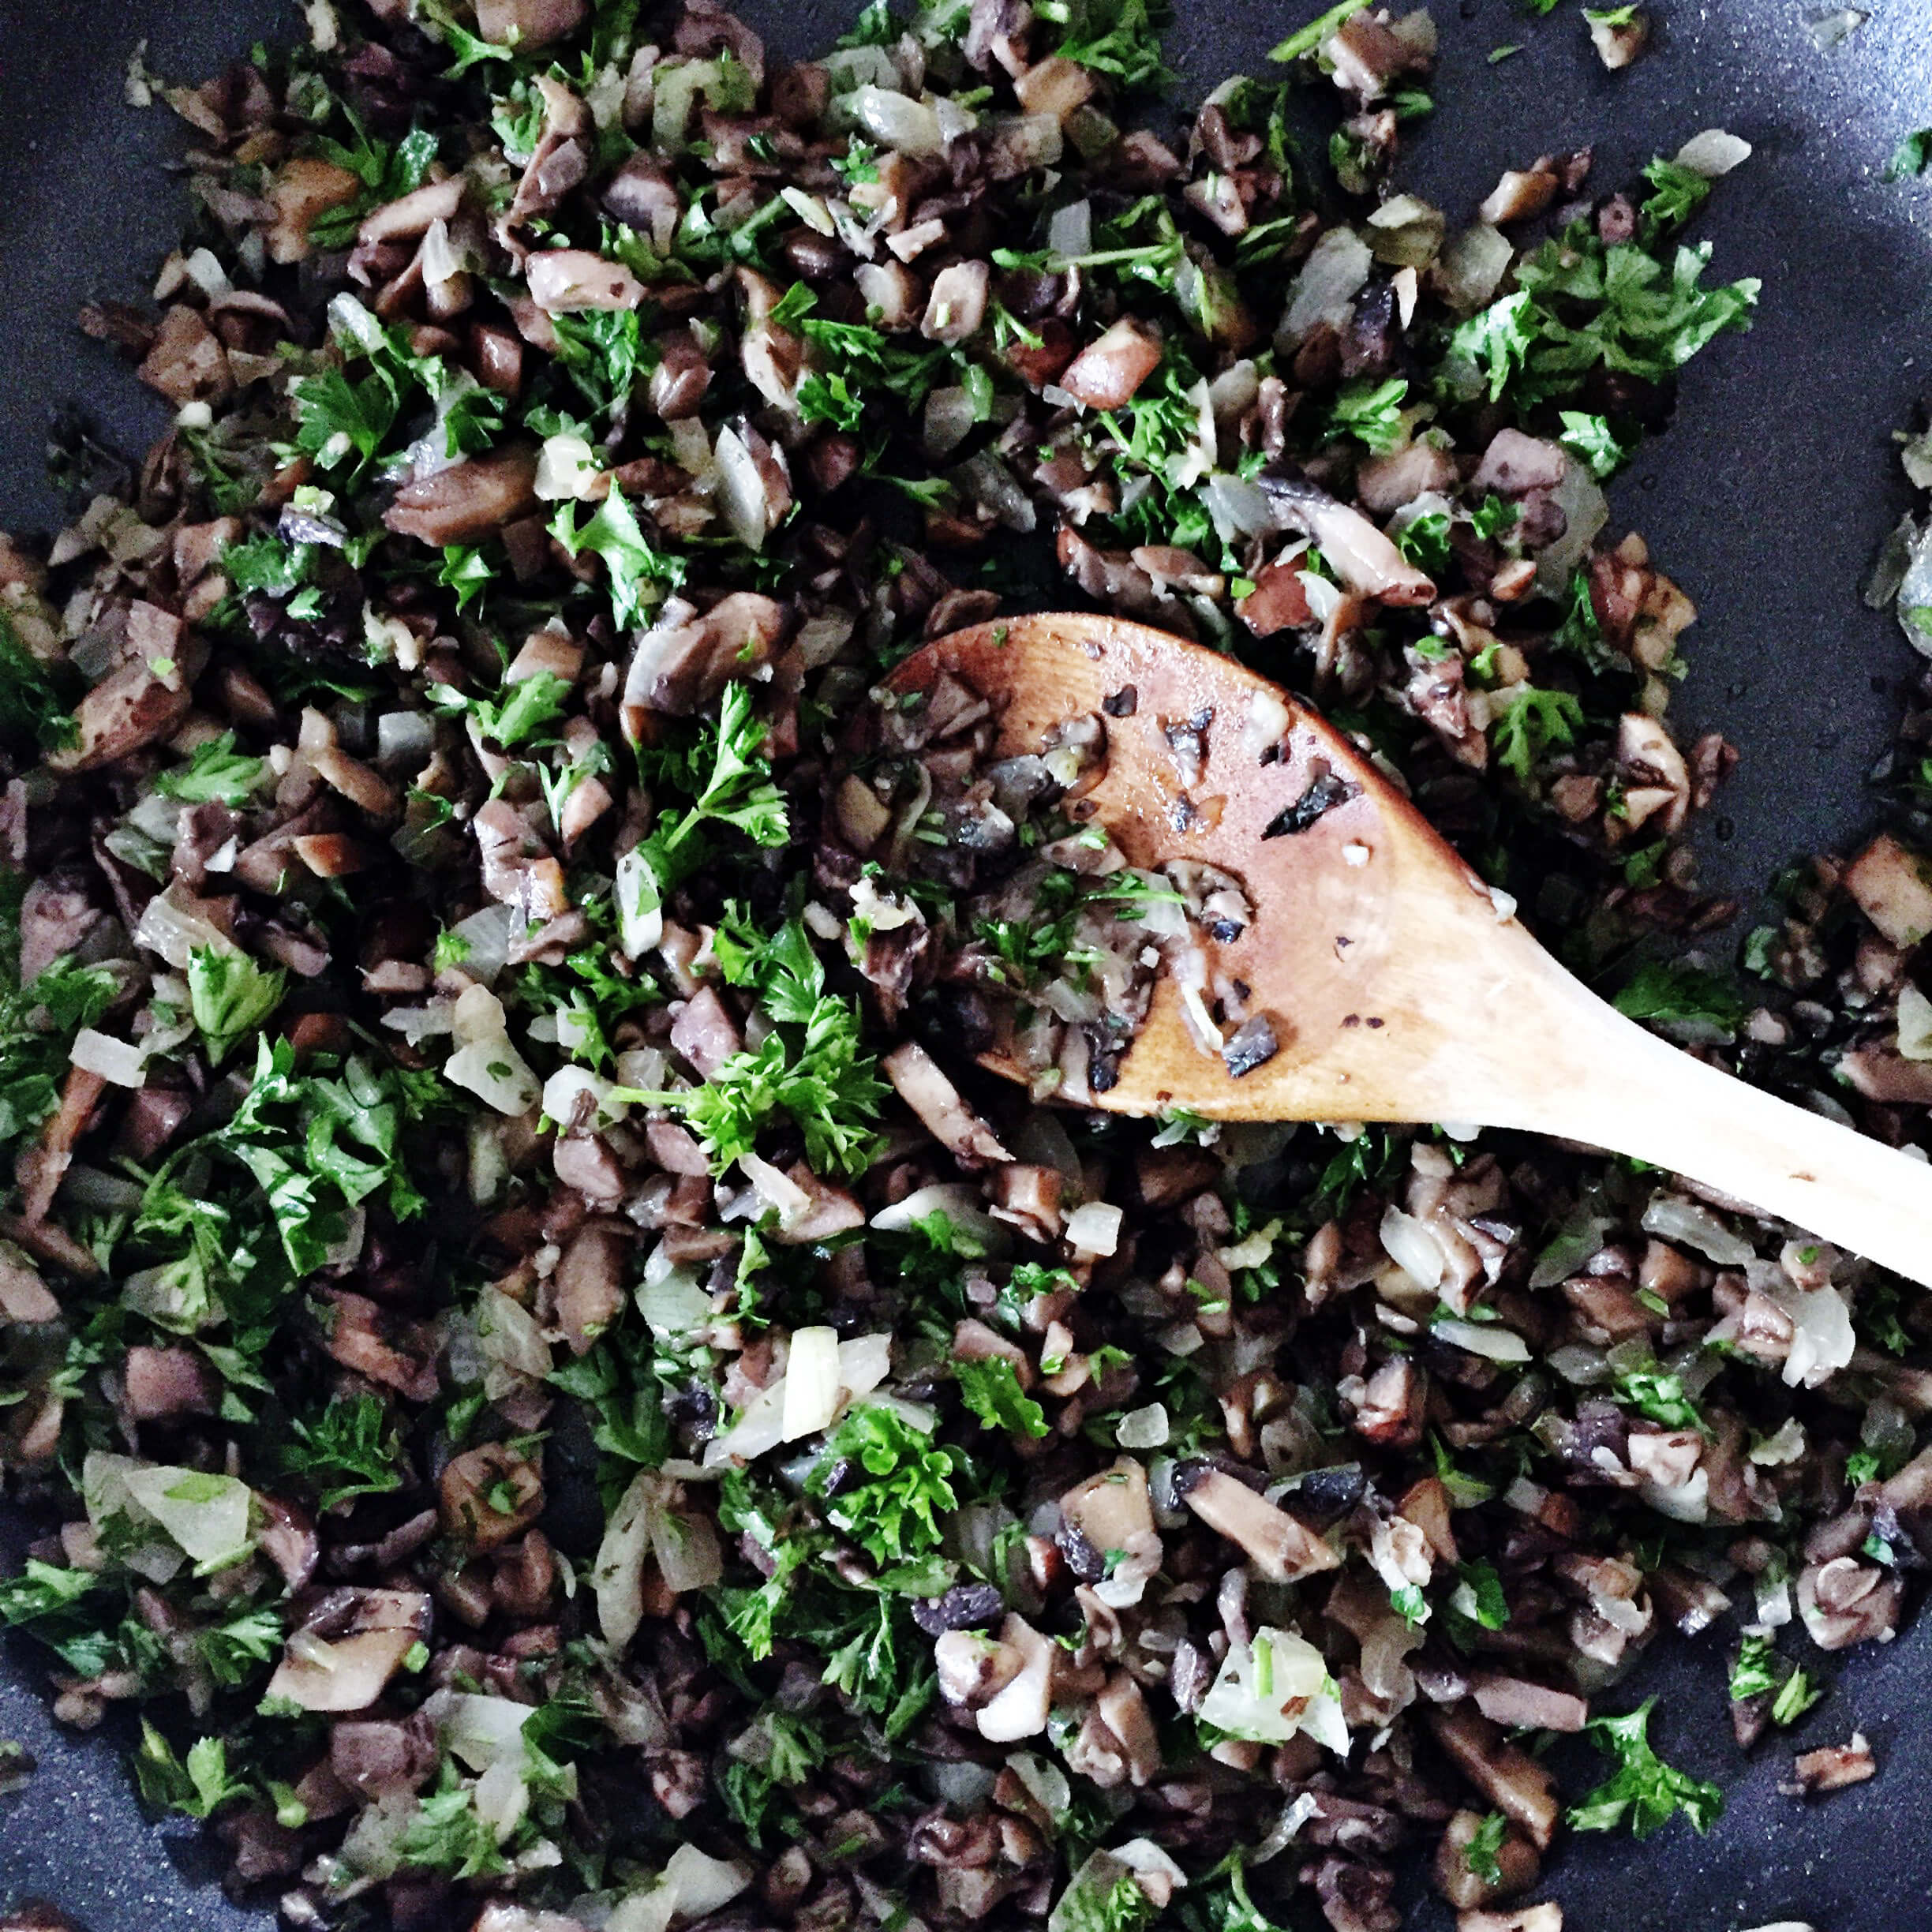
[890,612,1932,1289]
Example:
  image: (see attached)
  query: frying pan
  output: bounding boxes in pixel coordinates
[0,1,1929,1926]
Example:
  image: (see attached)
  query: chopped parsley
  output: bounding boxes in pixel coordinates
[1567,1698,1724,1838]
[955,1356,1050,1437]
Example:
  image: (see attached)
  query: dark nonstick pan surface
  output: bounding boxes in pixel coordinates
[0,2,1929,1927]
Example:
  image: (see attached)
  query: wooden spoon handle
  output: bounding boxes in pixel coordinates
[1515,999,1932,1287]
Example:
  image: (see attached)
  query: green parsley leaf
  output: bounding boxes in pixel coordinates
[639,680,791,884]
[1639,155,1713,246]
[1490,682,1583,781]
[1464,1811,1507,1885]
[281,1393,407,1510]
[549,307,649,413]
[291,363,399,477]
[1037,0,1173,91]
[196,1603,284,1687]
[838,0,900,43]
[156,732,268,806]
[399,1771,511,1878]
[1445,290,1540,402]
[134,1724,249,1818]
[0,609,78,753]
[1612,1361,1702,1429]
[1558,409,1634,479]
[187,946,288,1065]
[956,1356,1050,1437]
[1327,376,1410,454]
[474,668,574,748]
[1451,1558,1511,1630]
[1268,0,1370,62]
[438,544,495,616]
[415,0,518,75]
[1771,1666,1824,1727]
[0,1559,99,1626]
[549,488,684,629]
[1612,960,1747,1038]
[1567,1698,1724,1839]
[0,957,119,1163]
[807,1404,966,1563]
[1887,130,1932,182]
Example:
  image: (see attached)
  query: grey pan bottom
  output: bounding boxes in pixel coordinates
[1,0,1930,1927]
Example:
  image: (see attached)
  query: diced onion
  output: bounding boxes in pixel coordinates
[849,84,945,155]
[1380,1208,1445,1291]
[1432,1316,1531,1363]
[444,984,541,1115]
[1198,1626,1346,1754]
[1278,226,1371,345]
[781,1326,841,1441]
[1064,1202,1122,1256]
[1642,1194,1756,1265]
[1115,1403,1169,1449]
[535,433,602,502]
[132,882,238,970]
[1673,128,1751,178]
[1897,982,1932,1060]
[71,1028,148,1088]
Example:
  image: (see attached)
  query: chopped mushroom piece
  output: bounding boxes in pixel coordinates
[1428,1708,1561,1850]
[1175,1465,1339,1582]
[1781,1732,1877,1797]
[882,1043,1013,1168]
[1458,1909,1563,1932]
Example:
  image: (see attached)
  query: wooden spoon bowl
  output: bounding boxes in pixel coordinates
[890,612,1932,1288]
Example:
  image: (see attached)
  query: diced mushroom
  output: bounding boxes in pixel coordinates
[385,447,541,546]
[266,157,362,263]
[262,1591,429,1713]
[1469,1673,1587,1734]
[477,0,589,51]
[921,260,990,345]
[1842,833,1932,949]
[1457,1908,1563,1932]
[47,662,193,774]
[552,1222,629,1353]
[1175,1465,1339,1582]
[1428,1708,1560,1850]
[882,1043,1013,1169]
[0,1257,60,1325]
[1477,170,1559,227]
[1588,6,1648,68]
[526,248,647,314]
[1433,1809,1541,1910]
[620,595,787,723]
[1780,1732,1876,1797]
[137,305,234,405]
[472,797,569,924]
[256,1495,320,1593]
[122,1346,219,1421]
[975,1614,1055,1741]
[330,1715,438,1797]
[439,1443,545,1552]
[670,987,743,1079]
[1796,1556,1902,1649]
[1259,477,1436,605]
[320,1291,440,1402]
[934,1628,1024,1708]
[1472,429,1567,496]
[359,177,465,245]
[1059,319,1164,410]
[1615,713,1691,837]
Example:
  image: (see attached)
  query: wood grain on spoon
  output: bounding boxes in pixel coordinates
[891,613,1932,1289]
